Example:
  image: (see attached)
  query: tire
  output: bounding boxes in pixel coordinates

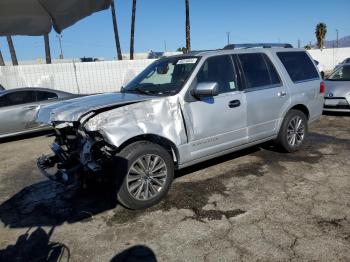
[114,141,174,210]
[276,110,308,153]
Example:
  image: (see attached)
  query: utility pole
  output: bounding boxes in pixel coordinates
[44,33,52,64]
[164,40,167,52]
[226,32,230,45]
[111,0,122,60]
[298,39,301,48]
[336,29,339,48]
[0,45,5,66]
[56,34,64,59]
[6,36,18,66]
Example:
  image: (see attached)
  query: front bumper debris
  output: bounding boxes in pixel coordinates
[37,154,81,185]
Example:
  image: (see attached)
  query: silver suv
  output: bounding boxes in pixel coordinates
[37,44,324,209]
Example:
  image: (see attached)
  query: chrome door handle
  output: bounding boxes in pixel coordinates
[278,91,287,97]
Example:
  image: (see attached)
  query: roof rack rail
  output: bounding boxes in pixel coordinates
[223,43,293,50]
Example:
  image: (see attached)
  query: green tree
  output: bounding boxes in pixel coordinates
[315,22,327,50]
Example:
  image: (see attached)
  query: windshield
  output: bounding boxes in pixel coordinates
[328,65,350,81]
[123,56,199,95]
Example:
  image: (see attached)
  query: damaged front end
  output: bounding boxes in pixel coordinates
[37,122,116,186]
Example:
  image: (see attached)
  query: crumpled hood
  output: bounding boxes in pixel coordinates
[324,80,350,98]
[37,92,155,124]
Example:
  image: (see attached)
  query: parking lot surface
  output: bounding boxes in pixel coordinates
[0,115,349,261]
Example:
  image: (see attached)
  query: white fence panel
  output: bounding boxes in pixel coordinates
[308,47,350,71]
[0,59,154,94]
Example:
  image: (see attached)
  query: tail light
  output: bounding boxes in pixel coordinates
[320,81,325,94]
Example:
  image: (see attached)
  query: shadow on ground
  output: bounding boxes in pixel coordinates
[110,245,157,262]
[0,227,70,262]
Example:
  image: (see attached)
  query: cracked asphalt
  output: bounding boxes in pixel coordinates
[0,114,349,261]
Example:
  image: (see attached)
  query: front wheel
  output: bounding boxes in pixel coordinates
[276,110,308,153]
[114,141,174,210]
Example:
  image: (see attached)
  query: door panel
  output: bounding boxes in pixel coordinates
[245,86,289,141]
[237,53,290,141]
[184,91,247,160]
[0,91,40,135]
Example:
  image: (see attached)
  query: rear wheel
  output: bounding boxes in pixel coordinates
[114,141,174,209]
[276,110,308,152]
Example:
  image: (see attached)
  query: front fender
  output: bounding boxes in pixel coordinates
[85,96,187,148]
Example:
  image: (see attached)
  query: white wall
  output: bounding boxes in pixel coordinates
[0,59,155,94]
[307,47,350,72]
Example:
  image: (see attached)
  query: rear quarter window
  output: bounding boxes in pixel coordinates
[277,51,319,83]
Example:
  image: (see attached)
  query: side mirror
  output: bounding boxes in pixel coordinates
[192,82,219,98]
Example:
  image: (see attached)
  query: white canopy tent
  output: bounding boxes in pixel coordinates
[0,0,111,36]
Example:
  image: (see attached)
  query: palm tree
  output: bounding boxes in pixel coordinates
[0,46,5,66]
[6,36,18,66]
[44,33,52,64]
[315,23,327,50]
[111,0,122,60]
[130,0,137,60]
[185,0,191,53]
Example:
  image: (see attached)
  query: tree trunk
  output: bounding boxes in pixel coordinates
[111,0,122,60]
[44,33,52,64]
[6,36,18,66]
[130,0,137,60]
[185,0,191,53]
[0,47,5,66]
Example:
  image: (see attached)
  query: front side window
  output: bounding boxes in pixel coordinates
[238,53,281,89]
[277,51,319,83]
[327,65,350,81]
[123,56,199,95]
[3,91,36,106]
[197,55,237,94]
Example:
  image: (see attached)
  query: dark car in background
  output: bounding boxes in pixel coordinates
[0,87,79,138]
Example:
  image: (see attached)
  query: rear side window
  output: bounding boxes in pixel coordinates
[238,53,281,89]
[277,52,319,82]
[36,91,58,101]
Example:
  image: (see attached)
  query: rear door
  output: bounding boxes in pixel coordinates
[236,52,290,142]
[0,90,39,135]
[276,51,322,122]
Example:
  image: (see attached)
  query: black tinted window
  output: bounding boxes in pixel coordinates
[238,53,281,89]
[198,55,237,93]
[277,52,319,82]
[36,91,58,101]
[3,91,36,106]
[0,96,8,107]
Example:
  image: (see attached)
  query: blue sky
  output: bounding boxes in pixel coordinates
[0,0,349,61]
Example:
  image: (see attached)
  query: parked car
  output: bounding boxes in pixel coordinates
[0,88,79,138]
[37,44,324,209]
[334,57,350,70]
[0,84,5,91]
[323,63,350,112]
